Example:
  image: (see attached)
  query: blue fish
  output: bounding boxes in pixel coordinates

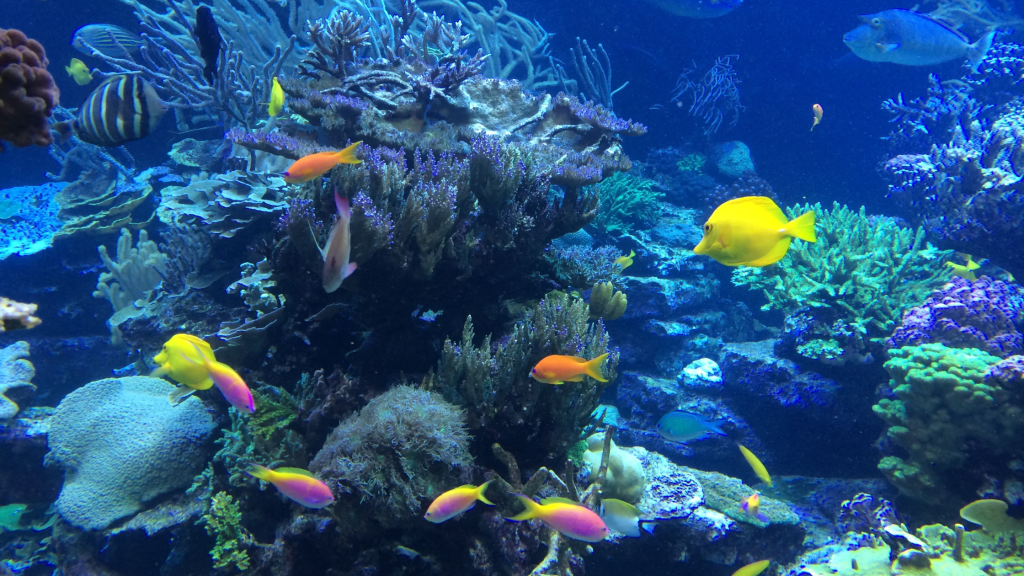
[642,0,742,19]
[843,9,994,73]
[656,411,727,442]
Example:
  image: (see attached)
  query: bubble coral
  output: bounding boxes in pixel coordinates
[0,28,58,151]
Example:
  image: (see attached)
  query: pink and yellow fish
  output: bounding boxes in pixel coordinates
[316,191,357,293]
[247,465,335,508]
[507,495,610,542]
[424,481,494,523]
[740,492,770,523]
[183,342,255,413]
[282,141,362,184]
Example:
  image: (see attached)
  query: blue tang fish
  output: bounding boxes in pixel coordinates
[656,411,727,442]
[642,0,742,19]
[843,9,994,72]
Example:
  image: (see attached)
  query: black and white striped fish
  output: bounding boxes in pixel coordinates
[54,75,165,147]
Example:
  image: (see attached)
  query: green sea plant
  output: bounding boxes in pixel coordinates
[733,202,951,358]
[199,492,251,572]
[435,291,619,467]
[873,343,1022,501]
[593,172,664,234]
[677,154,706,173]
[214,387,307,487]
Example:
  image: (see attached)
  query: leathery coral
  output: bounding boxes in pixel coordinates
[0,28,59,151]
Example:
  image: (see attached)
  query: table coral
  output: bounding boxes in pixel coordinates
[0,341,34,420]
[733,202,951,362]
[888,276,1024,357]
[0,28,59,152]
[873,343,1022,501]
[44,376,217,530]
[0,298,40,332]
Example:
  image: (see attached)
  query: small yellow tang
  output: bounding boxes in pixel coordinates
[269,77,285,117]
[151,334,216,391]
[693,196,816,267]
[65,58,93,85]
[614,250,635,273]
[732,559,770,576]
[945,253,980,281]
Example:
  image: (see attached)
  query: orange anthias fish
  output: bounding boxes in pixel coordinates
[282,141,362,184]
[424,481,494,523]
[530,353,610,385]
[740,492,770,523]
[507,496,610,542]
[247,465,335,508]
[316,190,357,293]
[183,342,255,413]
[811,104,823,131]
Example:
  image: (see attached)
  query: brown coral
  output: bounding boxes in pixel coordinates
[0,297,41,332]
[0,28,59,151]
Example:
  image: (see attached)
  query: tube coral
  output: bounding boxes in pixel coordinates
[0,28,59,151]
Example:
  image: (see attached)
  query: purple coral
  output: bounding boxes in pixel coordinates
[888,276,1024,357]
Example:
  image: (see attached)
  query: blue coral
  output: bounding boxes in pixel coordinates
[0,182,65,261]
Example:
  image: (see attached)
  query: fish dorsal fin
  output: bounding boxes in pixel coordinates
[540,497,583,507]
[899,9,970,42]
[720,196,787,223]
[274,467,316,477]
[456,484,479,490]
[570,356,589,363]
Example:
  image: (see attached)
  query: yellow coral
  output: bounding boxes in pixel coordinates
[589,282,627,321]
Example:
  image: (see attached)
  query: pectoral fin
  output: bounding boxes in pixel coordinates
[168,385,196,405]
[876,42,900,53]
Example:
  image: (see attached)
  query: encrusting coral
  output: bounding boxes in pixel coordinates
[873,343,1023,501]
[309,385,471,525]
[0,297,41,332]
[734,202,951,363]
[0,341,35,420]
[44,376,217,530]
[435,291,618,467]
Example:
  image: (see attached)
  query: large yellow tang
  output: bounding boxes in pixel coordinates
[693,196,816,267]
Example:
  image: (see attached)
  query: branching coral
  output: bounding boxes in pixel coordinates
[199,492,252,572]
[434,291,619,467]
[593,172,664,234]
[873,344,1022,501]
[214,387,307,487]
[734,202,952,360]
[309,385,471,525]
[0,28,58,151]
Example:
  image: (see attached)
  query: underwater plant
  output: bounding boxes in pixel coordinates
[593,172,664,234]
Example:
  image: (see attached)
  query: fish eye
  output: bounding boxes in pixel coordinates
[871,17,882,26]
[704,224,712,232]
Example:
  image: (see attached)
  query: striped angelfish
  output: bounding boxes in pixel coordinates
[55,75,165,147]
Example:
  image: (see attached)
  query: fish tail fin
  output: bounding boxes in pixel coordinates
[476,480,495,506]
[757,513,770,523]
[640,521,657,535]
[708,419,729,436]
[53,122,74,144]
[785,211,817,243]
[246,464,273,481]
[968,31,995,73]
[334,141,362,165]
[508,495,542,521]
[584,353,610,383]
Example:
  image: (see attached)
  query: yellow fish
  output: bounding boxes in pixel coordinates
[732,559,770,576]
[269,77,285,117]
[614,250,635,273]
[65,58,93,85]
[945,253,980,281]
[738,444,772,487]
[151,334,216,401]
[693,197,816,267]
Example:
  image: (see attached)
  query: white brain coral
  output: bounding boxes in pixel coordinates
[44,376,217,530]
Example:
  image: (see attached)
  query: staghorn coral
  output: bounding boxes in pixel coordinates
[435,291,618,468]
[309,385,471,525]
[545,244,621,288]
[593,172,664,234]
[0,298,40,332]
[873,344,1022,501]
[0,341,35,421]
[888,276,1024,357]
[734,202,952,362]
[0,28,58,151]
[43,376,216,530]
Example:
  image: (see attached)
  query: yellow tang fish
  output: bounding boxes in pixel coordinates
[694,196,816,267]
[614,250,635,273]
[151,334,216,402]
[65,58,93,85]
[945,253,980,281]
[738,444,772,487]
[269,77,285,117]
[732,559,770,576]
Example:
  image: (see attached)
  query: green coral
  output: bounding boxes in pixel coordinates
[247,385,298,441]
[733,202,951,358]
[677,154,706,173]
[873,344,1023,501]
[214,386,306,486]
[566,439,588,467]
[593,172,664,234]
[200,492,251,572]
